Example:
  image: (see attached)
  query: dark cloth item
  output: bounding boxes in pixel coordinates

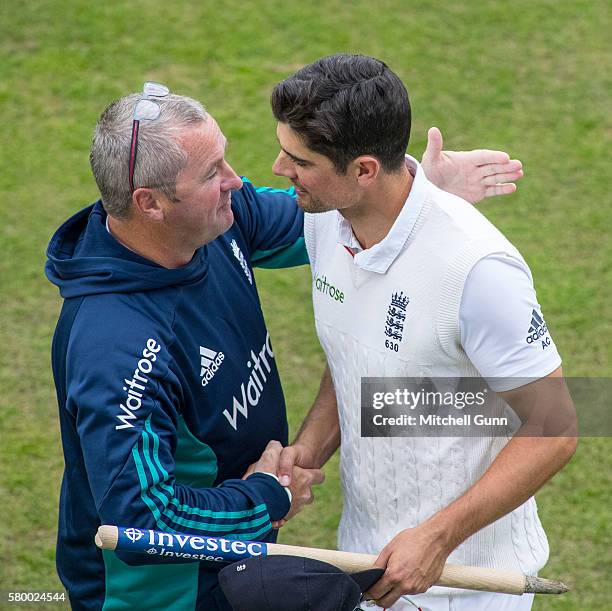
[219,555,384,611]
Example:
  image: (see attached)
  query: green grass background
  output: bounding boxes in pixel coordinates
[0,0,610,608]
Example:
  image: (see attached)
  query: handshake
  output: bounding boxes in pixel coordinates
[243,440,324,528]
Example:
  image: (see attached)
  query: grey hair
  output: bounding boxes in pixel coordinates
[90,92,208,219]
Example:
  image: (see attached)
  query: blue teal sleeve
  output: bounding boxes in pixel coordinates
[65,309,290,564]
[231,178,309,268]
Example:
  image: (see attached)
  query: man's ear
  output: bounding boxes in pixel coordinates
[132,188,166,222]
[353,156,380,187]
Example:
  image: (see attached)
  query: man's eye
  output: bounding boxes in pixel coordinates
[206,171,218,180]
[293,159,307,167]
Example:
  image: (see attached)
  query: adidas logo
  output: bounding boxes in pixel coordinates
[525,309,549,345]
[200,346,225,387]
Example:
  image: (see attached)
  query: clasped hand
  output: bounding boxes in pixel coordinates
[242,441,324,527]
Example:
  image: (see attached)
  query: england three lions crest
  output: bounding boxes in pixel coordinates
[384,291,409,352]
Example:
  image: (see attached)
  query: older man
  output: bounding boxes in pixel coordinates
[272,55,576,610]
[46,82,522,610]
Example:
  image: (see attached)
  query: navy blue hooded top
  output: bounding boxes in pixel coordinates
[45,180,307,610]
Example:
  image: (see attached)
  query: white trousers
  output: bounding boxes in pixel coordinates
[359,591,534,611]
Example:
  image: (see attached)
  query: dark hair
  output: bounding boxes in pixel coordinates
[271,54,411,174]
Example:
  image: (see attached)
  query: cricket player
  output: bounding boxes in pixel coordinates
[273,54,577,610]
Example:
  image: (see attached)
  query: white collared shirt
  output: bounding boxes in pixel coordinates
[304,154,555,574]
[322,154,560,384]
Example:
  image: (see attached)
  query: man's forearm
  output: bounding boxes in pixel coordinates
[425,434,577,551]
[425,371,577,549]
[367,431,575,606]
[293,364,340,468]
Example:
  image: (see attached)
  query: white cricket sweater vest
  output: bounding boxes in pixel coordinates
[304,172,549,587]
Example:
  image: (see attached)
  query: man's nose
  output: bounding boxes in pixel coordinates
[222,161,244,190]
[272,153,295,179]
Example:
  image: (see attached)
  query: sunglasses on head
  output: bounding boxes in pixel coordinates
[128,81,170,193]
